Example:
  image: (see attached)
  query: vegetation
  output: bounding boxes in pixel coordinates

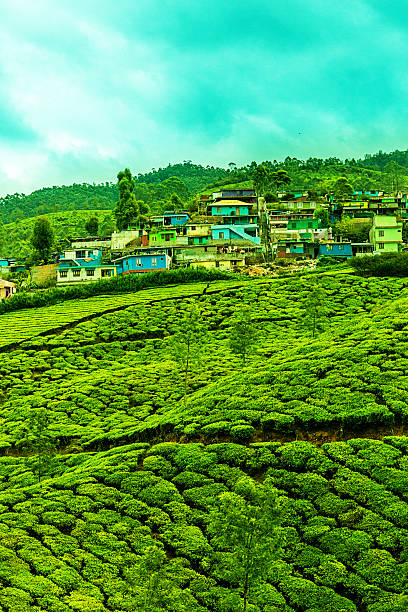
[30,217,55,264]
[349,252,408,277]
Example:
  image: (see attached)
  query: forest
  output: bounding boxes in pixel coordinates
[1,269,408,611]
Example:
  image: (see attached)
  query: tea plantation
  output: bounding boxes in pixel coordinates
[1,272,408,611]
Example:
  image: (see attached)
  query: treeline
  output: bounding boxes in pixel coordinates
[0,267,232,315]
[3,149,408,224]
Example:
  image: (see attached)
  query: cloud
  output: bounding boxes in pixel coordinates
[0,0,407,194]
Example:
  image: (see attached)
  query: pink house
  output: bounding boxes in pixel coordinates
[0,279,17,301]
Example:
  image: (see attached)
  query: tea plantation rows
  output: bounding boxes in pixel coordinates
[0,274,405,451]
[1,439,408,611]
[1,272,408,611]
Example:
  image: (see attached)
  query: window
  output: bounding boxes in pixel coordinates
[75,250,86,258]
[86,268,95,276]
[218,232,224,239]
[191,226,196,230]
[59,270,68,277]
[152,257,157,266]
[136,258,142,266]
[73,269,81,277]
[378,243,385,249]
[217,207,221,213]
[101,269,112,277]
[378,230,385,237]
[338,245,344,250]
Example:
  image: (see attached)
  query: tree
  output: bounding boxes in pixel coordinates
[229,310,256,365]
[84,216,99,235]
[271,169,291,191]
[208,477,281,612]
[167,193,183,212]
[302,283,328,338]
[384,161,406,194]
[332,177,353,199]
[166,302,207,407]
[31,217,54,263]
[252,164,271,196]
[125,546,198,611]
[16,409,56,483]
[114,168,139,230]
[314,207,329,227]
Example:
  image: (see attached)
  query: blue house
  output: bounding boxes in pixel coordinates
[114,249,171,274]
[319,243,352,258]
[207,203,250,216]
[163,212,189,226]
[211,224,260,245]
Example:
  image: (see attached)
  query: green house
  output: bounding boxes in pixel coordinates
[369,215,403,253]
[149,230,177,245]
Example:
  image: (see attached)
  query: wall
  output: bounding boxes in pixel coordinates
[31,264,57,286]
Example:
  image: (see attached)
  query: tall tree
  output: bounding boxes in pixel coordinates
[114,168,139,231]
[208,477,281,612]
[31,217,54,263]
[229,309,256,365]
[314,207,329,227]
[166,302,207,407]
[252,164,271,196]
[332,177,353,199]
[271,169,291,191]
[84,215,99,235]
[302,283,328,338]
[384,161,406,194]
[16,409,56,483]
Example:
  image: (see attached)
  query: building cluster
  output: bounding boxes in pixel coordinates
[266,189,405,260]
[54,189,263,285]
[0,188,406,297]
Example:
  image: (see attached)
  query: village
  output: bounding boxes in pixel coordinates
[0,186,405,297]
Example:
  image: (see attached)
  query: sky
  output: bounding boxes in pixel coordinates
[0,0,407,194]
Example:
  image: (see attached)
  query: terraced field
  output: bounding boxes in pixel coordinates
[1,272,408,611]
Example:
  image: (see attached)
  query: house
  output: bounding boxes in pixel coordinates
[275,239,317,259]
[187,223,211,245]
[70,237,111,250]
[287,219,327,240]
[111,230,146,251]
[207,202,251,217]
[0,279,17,301]
[351,243,374,257]
[211,224,260,244]
[114,249,171,273]
[319,243,353,258]
[0,258,25,274]
[212,189,257,203]
[56,249,117,285]
[163,212,189,226]
[369,215,403,253]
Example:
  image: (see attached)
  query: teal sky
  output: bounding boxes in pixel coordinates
[0,0,407,193]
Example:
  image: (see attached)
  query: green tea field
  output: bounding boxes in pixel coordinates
[1,272,408,611]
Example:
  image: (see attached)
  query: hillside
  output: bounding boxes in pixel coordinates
[1,210,115,260]
[1,269,408,610]
[3,148,408,224]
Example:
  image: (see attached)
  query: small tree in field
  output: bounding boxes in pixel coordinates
[31,217,54,263]
[166,302,207,407]
[208,477,281,612]
[302,283,328,338]
[229,310,256,365]
[125,546,197,611]
[16,409,56,483]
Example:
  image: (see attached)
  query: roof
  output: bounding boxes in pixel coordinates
[0,279,16,288]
